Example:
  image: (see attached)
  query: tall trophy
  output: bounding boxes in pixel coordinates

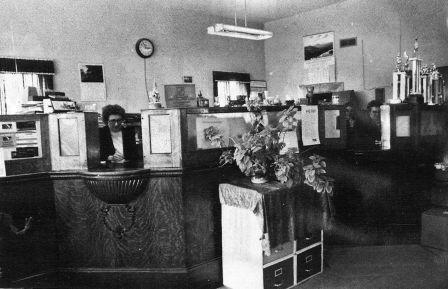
[391,52,407,103]
[407,39,423,104]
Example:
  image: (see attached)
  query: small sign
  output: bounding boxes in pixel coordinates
[183,76,193,83]
[164,84,196,108]
[0,134,15,147]
[340,37,357,48]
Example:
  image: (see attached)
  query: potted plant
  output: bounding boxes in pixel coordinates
[213,105,334,193]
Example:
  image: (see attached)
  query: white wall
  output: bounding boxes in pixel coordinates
[265,0,448,108]
[0,0,265,113]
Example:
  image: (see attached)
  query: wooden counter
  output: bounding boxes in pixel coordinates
[0,165,239,288]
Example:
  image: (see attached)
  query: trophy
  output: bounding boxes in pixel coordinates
[391,52,407,103]
[420,64,431,104]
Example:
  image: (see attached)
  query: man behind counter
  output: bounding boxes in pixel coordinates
[100,104,138,164]
[348,100,382,150]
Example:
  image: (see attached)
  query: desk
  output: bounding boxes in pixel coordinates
[219,180,326,289]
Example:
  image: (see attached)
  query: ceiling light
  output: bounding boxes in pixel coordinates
[207,0,273,41]
[207,24,273,40]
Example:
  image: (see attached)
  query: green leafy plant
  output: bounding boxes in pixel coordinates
[303,155,334,194]
[220,126,283,179]
[216,105,334,193]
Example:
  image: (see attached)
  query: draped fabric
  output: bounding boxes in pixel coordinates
[219,179,330,255]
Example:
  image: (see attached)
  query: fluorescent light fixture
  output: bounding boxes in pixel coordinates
[207,23,273,40]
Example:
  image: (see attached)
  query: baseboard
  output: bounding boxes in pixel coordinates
[187,257,222,289]
[11,270,54,283]
[61,267,188,274]
[9,259,223,289]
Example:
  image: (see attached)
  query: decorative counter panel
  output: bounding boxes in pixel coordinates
[53,175,186,269]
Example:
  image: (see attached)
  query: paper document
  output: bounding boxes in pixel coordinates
[324,110,340,138]
[396,116,410,137]
[149,115,172,154]
[301,105,320,146]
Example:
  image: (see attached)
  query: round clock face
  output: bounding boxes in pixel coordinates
[136,38,154,58]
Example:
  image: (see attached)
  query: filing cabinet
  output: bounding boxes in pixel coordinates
[263,257,294,289]
[296,244,322,284]
[296,229,321,251]
[221,204,323,289]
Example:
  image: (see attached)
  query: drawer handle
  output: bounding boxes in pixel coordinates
[305,255,313,263]
[305,269,312,273]
[305,236,312,240]
[274,268,283,277]
[274,282,283,287]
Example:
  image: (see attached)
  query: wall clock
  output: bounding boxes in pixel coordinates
[136,38,154,58]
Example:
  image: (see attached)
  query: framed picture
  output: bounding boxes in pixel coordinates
[79,63,106,101]
[303,32,336,84]
[164,84,196,108]
[303,31,334,61]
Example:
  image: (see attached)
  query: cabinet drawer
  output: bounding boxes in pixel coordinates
[263,241,294,264]
[263,257,294,289]
[296,245,322,283]
[296,230,321,250]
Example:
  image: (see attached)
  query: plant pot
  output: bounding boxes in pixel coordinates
[148,102,162,109]
[251,175,268,184]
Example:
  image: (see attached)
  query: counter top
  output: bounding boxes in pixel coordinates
[0,165,233,183]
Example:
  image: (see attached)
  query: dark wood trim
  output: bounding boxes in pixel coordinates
[12,271,54,283]
[0,166,230,181]
[61,267,188,274]
[0,172,50,184]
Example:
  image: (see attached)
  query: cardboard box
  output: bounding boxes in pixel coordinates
[421,207,448,251]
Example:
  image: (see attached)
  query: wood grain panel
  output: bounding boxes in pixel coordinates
[0,178,57,280]
[53,176,186,269]
[183,171,219,267]
[183,167,242,267]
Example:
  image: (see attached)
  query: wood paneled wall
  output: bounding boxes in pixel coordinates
[0,175,57,279]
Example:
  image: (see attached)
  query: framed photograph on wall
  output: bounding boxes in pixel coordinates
[79,64,106,101]
[304,31,334,61]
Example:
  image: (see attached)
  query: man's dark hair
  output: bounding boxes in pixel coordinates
[367,100,382,110]
[102,104,125,124]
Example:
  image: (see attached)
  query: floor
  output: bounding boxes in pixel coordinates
[296,245,448,289]
[4,244,447,289]
[2,222,445,289]
[219,245,448,289]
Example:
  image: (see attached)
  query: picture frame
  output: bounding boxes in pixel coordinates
[164,84,196,108]
[79,63,106,101]
[303,31,334,61]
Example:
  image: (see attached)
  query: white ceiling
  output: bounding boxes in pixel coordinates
[161,0,347,23]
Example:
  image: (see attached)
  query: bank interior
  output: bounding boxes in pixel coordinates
[1,1,448,289]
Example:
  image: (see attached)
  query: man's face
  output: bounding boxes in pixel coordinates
[108,114,124,133]
[369,107,381,126]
